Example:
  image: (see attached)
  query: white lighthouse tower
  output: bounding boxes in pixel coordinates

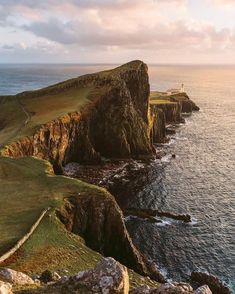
[180,83,185,93]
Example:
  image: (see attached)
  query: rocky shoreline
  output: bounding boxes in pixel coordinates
[0,60,230,293]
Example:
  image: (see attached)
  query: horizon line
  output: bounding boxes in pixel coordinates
[1,62,235,66]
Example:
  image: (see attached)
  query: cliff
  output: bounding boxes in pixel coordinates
[1,61,153,172]
[149,90,199,143]
[57,191,165,282]
[0,61,166,286]
[150,107,166,144]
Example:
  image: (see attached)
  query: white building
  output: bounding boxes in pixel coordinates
[167,84,185,95]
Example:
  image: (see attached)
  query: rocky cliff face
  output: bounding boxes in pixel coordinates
[153,102,184,124]
[150,107,166,143]
[57,191,165,283]
[149,102,184,144]
[2,61,153,172]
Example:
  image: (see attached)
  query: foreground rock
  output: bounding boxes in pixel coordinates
[191,272,230,294]
[32,257,129,294]
[0,281,13,294]
[131,282,212,293]
[0,268,34,285]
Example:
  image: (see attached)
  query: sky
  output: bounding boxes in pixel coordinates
[0,0,235,64]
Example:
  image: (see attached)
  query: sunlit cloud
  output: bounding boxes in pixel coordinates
[0,0,235,63]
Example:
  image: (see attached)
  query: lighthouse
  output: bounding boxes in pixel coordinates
[180,83,185,93]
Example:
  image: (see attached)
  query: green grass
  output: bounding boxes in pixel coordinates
[3,212,102,275]
[0,87,93,148]
[0,97,26,146]
[150,99,175,105]
[0,156,105,255]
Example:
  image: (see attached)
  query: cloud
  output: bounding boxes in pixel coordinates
[0,0,235,63]
[21,13,235,54]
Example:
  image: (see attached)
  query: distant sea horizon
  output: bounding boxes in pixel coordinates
[1,63,235,96]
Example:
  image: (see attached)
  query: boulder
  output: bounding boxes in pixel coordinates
[0,268,34,285]
[131,283,213,294]
[37,257,129,293]
[191,272,230,294]
[194,285,212,294]
[0,281,13,294]
[152,282,193,293]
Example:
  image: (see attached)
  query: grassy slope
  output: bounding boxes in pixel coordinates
[0,157,159,291]
[0,156,86,255]
[0,87,92,148]
[150,91,174,105]
[0,97,26,146]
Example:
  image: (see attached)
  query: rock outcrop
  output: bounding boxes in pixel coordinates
[0,268,35,286]
[29,257,129,294]
[2,61,153,172]
[131,283,212,294]
[124,208,192,223]
[191,272,230,294]
[150,107,167,143]
[57,193,165,283]
[151,102,184,124]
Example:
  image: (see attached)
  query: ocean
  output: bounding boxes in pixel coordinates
[0,63,234,291]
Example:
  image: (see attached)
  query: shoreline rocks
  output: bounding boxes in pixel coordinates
[191,272,230,294]
[124,208,192,223]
